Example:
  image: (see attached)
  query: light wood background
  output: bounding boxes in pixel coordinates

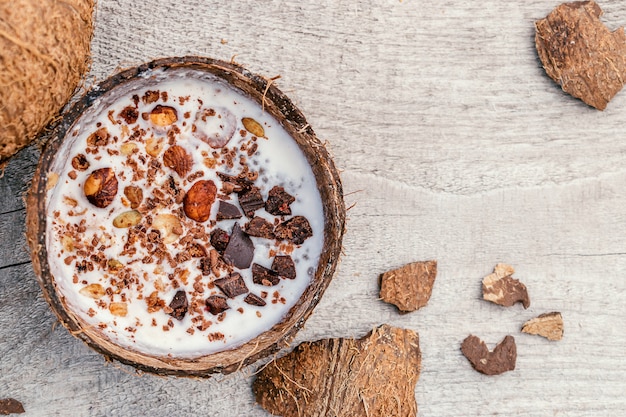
[2,0,626,416]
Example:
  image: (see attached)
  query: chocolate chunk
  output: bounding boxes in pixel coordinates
[214,272,249,298]
[119,105,139,124]
[252,263,280,286]
[244,293,267,307]
[482,264,530,309]
[275,216,313,245]
[0,398,24,415]
[245,216,275,239]
[168,290,188,320]
[217,171,253,189]
[265,186,295,216]
[223,223,254,269]
[461,334,517,376]
[205,295,230,315]
[238,186,264,217]
[272,255,296,279]
[199,257,212,276]
[210,228,230,254]
[216,200,242,220]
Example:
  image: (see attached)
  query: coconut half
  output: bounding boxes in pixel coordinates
[0,0,94,163]
[26,57,345,377]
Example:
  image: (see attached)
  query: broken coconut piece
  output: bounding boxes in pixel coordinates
[535,1,626,110]
[254,324,421,417]
[0,398,24,415]
[522,312,564,341]
[379,260,437,313]
[461,334,517,376]
[482,263,530,309]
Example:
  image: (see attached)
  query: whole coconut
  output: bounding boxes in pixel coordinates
[0,0,94,163]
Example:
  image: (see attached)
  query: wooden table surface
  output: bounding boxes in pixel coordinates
[2,1,626,416]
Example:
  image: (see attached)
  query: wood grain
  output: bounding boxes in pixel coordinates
[2,0,626,416]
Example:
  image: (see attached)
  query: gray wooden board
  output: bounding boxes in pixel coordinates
[1,0,626,415]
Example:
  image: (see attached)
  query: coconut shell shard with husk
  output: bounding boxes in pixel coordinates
[26,57,346,377]
[0,0,94,162]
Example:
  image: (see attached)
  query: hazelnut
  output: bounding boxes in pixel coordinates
[86,127,111,147]
[123,185,143,209]
[241,117,265,138]
[163,145,193,178]
[109,302,128,317]
[71,154,90,171]
[79,283,105,299]
[183,180,217,222]
[152,213,183,244]
[145,137,164,157]
[112,210,142,228]
[84,168,118,208]
[149,105,178,127]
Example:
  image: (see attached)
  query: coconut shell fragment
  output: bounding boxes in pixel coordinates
[461,334,517,376]
[535,1,626,110]
[482,263,530,309]
[254,324,421,417]
[0,0,94,162]
[522,312,564,341]
[380,260,437,313]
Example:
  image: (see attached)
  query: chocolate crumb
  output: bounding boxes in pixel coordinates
[272,255,296,279]
[214,272,249,298]
[205,295,230,315]
[216,200,242,220]
[522,312,564,341]
[223,223,254,269]
[265,186,295,216]
[244,293,267,306]
[119,105,139,124]
[244,216,275,239]
[482,263,530,309]
[210,228,230,254]
[252,263,280,286]
[0,398,25,415]
[168,290,188,320]
[461,334,517,376]
[379,260,437,313]
[274,216,313,245]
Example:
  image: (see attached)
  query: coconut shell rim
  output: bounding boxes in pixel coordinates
[26,56,346,377]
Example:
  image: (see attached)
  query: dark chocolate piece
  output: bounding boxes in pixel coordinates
[265,186,295,216]
[210,228,230,254]
[217,171,253,189]
[274,215,313,245]
[272,255,296,279]
[244,293,267,307]
[205,295,230,315]
[245,216,275,239]
[199,257,211,276]
[223,223,254,269]
[214,272,249,298]
[216,200,242,220]
[461,334,517,376]
[252,263,280,286]
[238,186,264,217]
[168,290,188,320]
[0,398,25,415]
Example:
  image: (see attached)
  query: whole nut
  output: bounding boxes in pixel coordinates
[183,180,217,222]
[112,210,142,228]
[123,185,143,209]
[242,117,265,138]
[163,145,193,178]
[150,105,178,127]
[84,168,118,208]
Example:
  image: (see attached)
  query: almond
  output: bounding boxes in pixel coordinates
[242,117,265,138]
[79,283,105,299]
[163,145,193,178]
[84,168,118,208]
[150,105,178,127]
[183,180,217,222]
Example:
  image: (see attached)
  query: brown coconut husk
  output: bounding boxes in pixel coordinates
[0,0,94,163]
[26,57,346,377]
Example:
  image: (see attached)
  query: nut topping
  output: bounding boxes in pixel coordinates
[183,180,217,222]
[242,117,265,138]
[71,154,90,171]
[152,214,183,244]
[109,302,128,317]
[145,137,165,157]
[163,145,193,178]
[112,210,142,228]
[79,283,105,299]
[123,186,143,209]
[84,168,118,208]
[149,105,178,127]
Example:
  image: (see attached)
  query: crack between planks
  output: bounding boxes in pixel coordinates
[540,252,626,258]
[0,260,31,271]
[0,207,25,216]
